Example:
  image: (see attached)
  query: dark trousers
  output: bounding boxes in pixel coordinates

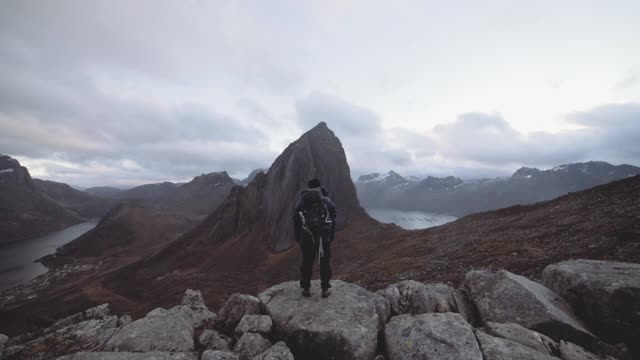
[299,233,332,290]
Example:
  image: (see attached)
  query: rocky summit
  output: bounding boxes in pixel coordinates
[1,258,637,360]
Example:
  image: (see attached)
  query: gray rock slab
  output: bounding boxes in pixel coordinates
[216,294,262,333]
[202,350,239,360]
[464,269,596,347]
[251,341,294,360]
[558,340,616,360]
[234,315,273,338]
[233,333,271,360]
[56,352,198,360]
[385,312,482,360]
[475,330,559,360]
[484,322,558,355]
[542,259,640,348]
[105,306,194,352]
[259,280,390,360]
[379,280,457,316]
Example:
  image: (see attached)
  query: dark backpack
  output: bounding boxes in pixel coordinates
[300,188,331,234]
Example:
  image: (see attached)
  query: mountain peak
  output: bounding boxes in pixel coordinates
[143,122,364,263]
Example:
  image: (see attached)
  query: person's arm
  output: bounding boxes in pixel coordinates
[325,198,336,222]
[293,200,303,243]
[324,198,337,242]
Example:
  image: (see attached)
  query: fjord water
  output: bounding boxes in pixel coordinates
[0,221,98,291]
[366,208,457,230]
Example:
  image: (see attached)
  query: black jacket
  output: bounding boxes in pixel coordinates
[293,187,336,243]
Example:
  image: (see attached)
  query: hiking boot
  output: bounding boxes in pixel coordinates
[321,289,331,298]
[302,288,311,297]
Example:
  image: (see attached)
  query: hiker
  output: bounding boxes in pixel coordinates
[293,178,336,298]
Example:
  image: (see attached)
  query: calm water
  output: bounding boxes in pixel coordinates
[366,208,457,230]
[0,221,98,291]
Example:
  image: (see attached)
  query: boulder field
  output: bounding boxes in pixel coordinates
[1,259,638,360]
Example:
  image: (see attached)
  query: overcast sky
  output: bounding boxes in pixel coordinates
[1,1,639,187]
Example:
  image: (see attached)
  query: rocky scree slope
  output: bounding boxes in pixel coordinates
[1,259,637,360]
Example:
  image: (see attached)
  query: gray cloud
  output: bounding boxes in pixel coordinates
[430,104,640,170]
[1,2,639,185]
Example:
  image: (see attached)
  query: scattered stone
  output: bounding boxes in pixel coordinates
[234,315,273,338]
[56,352,198,360]
[542,259,640,348]
[233,333,271,360]
[202,350,239,360]
[182,289,206,306]
[66,315,119,343]
[483,322,558,355]
[216,294,262,333]
[117,315,132,327]
[251,341,294,360]
[464,269,596,347]
[199,329,231,351]
[475,330,558,360]
[46,304,111,335]
[105,306,194,352]
[378,280,457,316]
[259,280,389,360]
[385,312,482,360]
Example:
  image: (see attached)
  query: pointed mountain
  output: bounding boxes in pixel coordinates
[202,121,362,252]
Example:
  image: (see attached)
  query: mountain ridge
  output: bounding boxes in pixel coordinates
[356,161,640,216]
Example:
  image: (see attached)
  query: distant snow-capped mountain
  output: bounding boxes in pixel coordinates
[355,161,640,216]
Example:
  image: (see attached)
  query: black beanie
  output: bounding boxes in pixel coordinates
[308,178,321,189]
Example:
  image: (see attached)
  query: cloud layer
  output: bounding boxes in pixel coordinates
[1,1,639,186]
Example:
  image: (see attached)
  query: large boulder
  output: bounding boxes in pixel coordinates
[216,294,262,333]
[233,333,271,360]
[483,322,557,355]
[384,312,482,360]
[542,259,640,349]
[378,281,457,315]
[475,330,558,360]
[258,280,390,360]
[464,269,596,347]
[251,341,294,360]
[57,353,198,360]
[105,306,194,352]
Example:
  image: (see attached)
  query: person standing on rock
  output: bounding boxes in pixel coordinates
[293,178,336,298]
